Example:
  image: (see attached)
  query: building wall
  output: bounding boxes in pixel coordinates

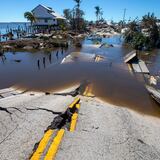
[34,18,57,26]
[32,5,57,25]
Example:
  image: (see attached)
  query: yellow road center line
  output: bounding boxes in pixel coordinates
[83,86,89,96]
[87,85,92,96]
[44,129,65,160]
[85,85,94,97]
[76,103,80,110]
[128,64,132,71]
[70,113,78,132]
[69,97,80,108]
[31,129,54,160]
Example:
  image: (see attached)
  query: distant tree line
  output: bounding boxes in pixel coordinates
[124,13,160,51]
[95,6,104,23]
[63,1,104,32]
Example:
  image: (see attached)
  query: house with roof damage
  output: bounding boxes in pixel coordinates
[32,4,66,27]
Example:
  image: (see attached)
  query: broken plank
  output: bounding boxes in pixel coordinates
[139,60,150,74]
[132,63,142,73]
[124,50,137,63]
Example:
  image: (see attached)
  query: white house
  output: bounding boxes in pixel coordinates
[32,4,66,26]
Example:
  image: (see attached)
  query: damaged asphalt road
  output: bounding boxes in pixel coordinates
[0,93,75,160]
[54,81,90,97]
[0,106,12,114]
[25,107,62,115]
[56,97,160,160]
[1,89,160,160]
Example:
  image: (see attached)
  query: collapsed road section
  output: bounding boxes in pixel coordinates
[54,81,95,98]
[1,88,160,160]
[30,97,81,160]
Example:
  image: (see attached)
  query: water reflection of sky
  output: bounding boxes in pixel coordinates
[82,36,130,63]
[0,48,71,89]
[83,35,123,45]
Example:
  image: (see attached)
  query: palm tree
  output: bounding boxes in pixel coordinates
[24,12,36,27]
[100,10,103,21]
[78,9,85,18]
[73,0,82,31]
[74,0,82,10]
[95,6,101,22]
[63,9,72,21]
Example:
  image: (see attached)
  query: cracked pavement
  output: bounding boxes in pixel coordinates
[0,93,75,160]
[56,97,160,160]
[0,91,160,160]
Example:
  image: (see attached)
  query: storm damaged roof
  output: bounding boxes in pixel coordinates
[32,4,66,20]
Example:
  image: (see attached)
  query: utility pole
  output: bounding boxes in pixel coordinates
[122,8,127,28]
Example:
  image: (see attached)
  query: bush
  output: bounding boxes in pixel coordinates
[123,13,160,51]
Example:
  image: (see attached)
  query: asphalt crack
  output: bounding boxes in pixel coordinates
[25,107,62,115]
[8,107,23,113]
[0,106,12,115]
[0,125,18,145]
[46,99,80,131]
[30,98,80,158]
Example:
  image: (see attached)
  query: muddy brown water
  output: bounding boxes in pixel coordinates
[1,36,160,117]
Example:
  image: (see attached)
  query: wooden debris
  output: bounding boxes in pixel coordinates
[146,85,160,104]
[124,50,150,74]
[124,50,137,63]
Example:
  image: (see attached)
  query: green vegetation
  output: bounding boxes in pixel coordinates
[95,6,103,23]
[24,12,36,27]
[63,0,87,32]
[124,13,160,51]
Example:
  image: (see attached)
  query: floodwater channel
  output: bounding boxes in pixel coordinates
[1,36,160,117]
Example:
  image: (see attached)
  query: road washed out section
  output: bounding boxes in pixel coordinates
[0,86,160,160]
[30,97,81,160]
[1,44,160,118]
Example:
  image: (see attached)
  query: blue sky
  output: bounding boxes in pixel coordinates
[0,0,160,22]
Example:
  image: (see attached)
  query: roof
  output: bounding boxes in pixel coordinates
[32,4,66,20]
[124,50,137,63]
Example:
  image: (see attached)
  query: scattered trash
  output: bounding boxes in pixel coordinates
[149,76,157,85]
